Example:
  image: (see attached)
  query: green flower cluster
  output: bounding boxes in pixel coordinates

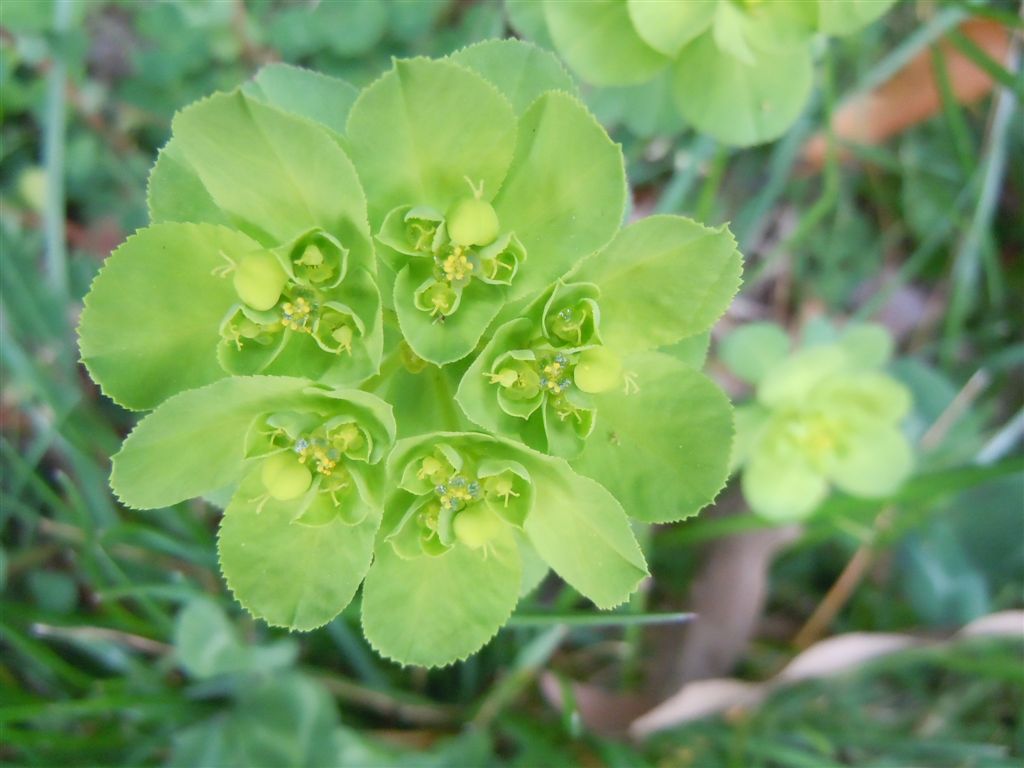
[508,0,897,145]
[78,42,742,666]
[724,322,914,521]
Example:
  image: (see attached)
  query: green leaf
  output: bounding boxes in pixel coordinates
[544,0,670,86]
[362,522,521,666]
[626,0,716,56]
[316,0,388,56]
[394,262,508,366]
[494,91,626,301]
[738,1,817,55]
[242,63,358,136]
[517,532,550,597]
[387,1,448,43]
[839,322,894,368]
[505,0,554,49]
[455,318,540,441]
[26,570,77,614]
[673,31,813,146]
[78,223,260,410]
[816,0,896,35]
[826,421,914,498]
[719,322,792,384]
[147,140,230,227]
[712,0,757,64]
[111,376,313,509]
[174,596,243,679]
[573,352,733,523]
[383,363,475,438]
[172,91,371,247]
[901,522,990,627]
[664,331,711,370]
[449,38,577,115]
[169,674,339,768]
[522,452,648,608]
[574,215,742,353]
[731,403,771,471]
[813,371,912,424]
[588,70,686,138]
[218,470,380,631]
[173,596,298,679]
[757,346,848,408]
[742,437,829,521]
[345,58,518,228]
[304,266,385,387]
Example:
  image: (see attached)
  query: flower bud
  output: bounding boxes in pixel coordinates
[260,452,312,501]
[574,347,622,393]
[446,197,499,247]
[453,504,502,549]
[233,252,288,311]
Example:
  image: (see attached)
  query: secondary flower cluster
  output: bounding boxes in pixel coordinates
[79,42,742,666]
[723,321,914,521]
[509,0,897,145]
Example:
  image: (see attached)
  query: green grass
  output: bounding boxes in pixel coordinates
[1,0,1021,765]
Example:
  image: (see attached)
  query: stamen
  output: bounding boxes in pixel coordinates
[442,248,474,282]
[486,368,520,388]
[281,296,314,333]
[211,250,237,278]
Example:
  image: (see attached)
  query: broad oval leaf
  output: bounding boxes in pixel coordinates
[242,63,358,136]
[544,0,670,86]
[719,322,792,385]
[573,215,742,353]
[345,58,518,228]
[626,0,716,56]
[362,522,521,667]
[494,91,627,301]
[522,448,648,608]
[78,223,261,410]
[171,91,371,247]
[169,674,339,768]
[393,262,508,366]
[219,470,380,631]
[449,38,577,115]
[673,31,813,146]
[111,376,314,509]
[573,351,734,523]
[826,420,913,499]
[147,140,230,227]
[816,0,897,35]
[742,437,828,522]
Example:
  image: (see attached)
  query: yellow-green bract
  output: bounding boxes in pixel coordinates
[76,42,743,667]
[507,0,898,145]
[725,322,915,521]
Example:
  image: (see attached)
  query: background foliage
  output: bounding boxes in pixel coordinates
[1,0,1022,765]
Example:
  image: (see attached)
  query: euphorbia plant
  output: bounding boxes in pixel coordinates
[723,321,914,521]
[79,42,742,666]
[507,0,897,145]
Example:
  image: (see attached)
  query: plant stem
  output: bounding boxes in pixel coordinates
[748,49,840,290]
[470,625,567,728]
[792,370,991,649]
[43,0,72,303]
[508,611,694,628]
[942,31,1020,366]
[317,671,459,727]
